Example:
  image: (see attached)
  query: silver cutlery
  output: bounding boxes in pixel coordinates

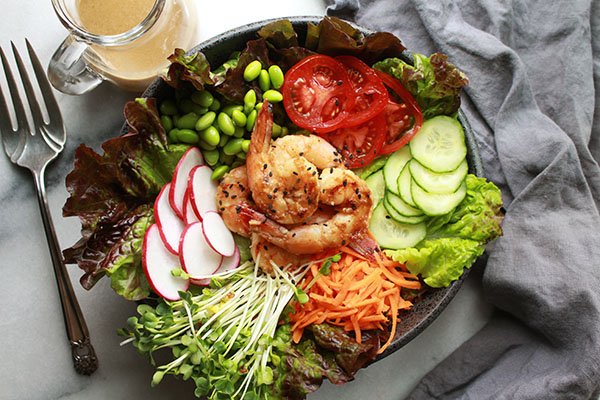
[0,40,97,375]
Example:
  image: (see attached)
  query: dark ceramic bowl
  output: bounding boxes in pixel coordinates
[142,16,483,360]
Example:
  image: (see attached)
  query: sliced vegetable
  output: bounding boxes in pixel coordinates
[369,201,426,249]
[383,146,412,195]
[385,191,424,217]
[365,170,386,209]
[179,221,223,279]
[411,179,467,216]
[282,54,353,133]
[409,158,468,194]
[409,115,467,173]
[383,197,428,225]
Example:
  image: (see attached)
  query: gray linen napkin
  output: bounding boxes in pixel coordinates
[326,1,600,398]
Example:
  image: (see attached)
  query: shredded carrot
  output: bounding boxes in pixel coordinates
[289,248,422,354]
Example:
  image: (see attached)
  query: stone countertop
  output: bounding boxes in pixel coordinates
[0,1,493,399]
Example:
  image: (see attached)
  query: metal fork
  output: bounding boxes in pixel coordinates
[0,40,97,375]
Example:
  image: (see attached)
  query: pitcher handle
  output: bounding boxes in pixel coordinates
[47,35,104,95]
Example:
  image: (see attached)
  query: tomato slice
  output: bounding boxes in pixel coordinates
[335,56,389,128]
[374,70,423,154]
[324,112,387,169]
[282,55,354,134]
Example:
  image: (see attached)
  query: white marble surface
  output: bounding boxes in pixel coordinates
[0,1,494,399]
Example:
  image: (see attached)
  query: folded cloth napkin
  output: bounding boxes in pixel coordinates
[326,0,600,398]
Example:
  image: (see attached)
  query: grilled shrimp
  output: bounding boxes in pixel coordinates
[215,165,252,237]
[246,103,343,225]
[250,234,311,274]
[240,167,373,255]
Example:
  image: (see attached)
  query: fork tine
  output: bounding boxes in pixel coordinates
[25,39,65,146]
[11,41,47,134]
[0,46,27,161]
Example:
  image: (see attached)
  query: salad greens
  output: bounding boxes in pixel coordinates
[374,53,469,119]
[63,98,189,299]
[386,175,503,287]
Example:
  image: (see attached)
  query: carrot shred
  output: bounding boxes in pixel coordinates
[289,248,422,354]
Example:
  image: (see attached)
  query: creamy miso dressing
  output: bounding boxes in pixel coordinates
[76,0,196,91]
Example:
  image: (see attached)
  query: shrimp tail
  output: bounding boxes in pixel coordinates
[349,231,380,261]
[249,101,273,155]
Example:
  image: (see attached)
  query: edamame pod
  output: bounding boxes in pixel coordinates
[268,65,284,89]
[195,111,217,131]
[243,60,262,81]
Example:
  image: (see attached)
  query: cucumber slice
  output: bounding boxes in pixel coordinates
[411,178,467,216]
[409,116,467,173]
[383,146,411,194]
[370,201,427,249]
[383,197,428,225]
[409,158,468,194]
[365,170,385,209]
[398,164,417,207]
[385,191,423,217]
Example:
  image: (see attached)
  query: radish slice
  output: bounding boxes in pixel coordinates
[183,189,200,224]
[154,183,185,255]
[188,165,218,218]
[169,147,204,219]
[202,211,236,257]
[190,246,240,287]
[179,222,223,279]
[142,224,189,301]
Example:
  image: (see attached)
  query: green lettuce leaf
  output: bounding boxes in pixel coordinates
[386,175,503,287]
[373,53,469,119]
[63,98,188,298]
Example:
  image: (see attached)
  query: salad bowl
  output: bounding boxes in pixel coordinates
[140,16,483,358]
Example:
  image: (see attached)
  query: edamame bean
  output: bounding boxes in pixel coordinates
[223,138,245,156]
[191,104,208,116]
[233,126,245,138]
[195,111,216,131]
[246,109,257,131]
[168,128,179,143]
[258,69,270,91]
[263,90,283,103]
[243,89,256,114]
[159,99,177,115]
[211,165,230,180]
[177,128,199,144]
[231,109,247,127]
[218,133,230,147]
[243,60,262,81]
[202,149,220,166]
[219,152,235,164]
[221,104,244,117]
[281,126,289,137]
[178,99,195,114]
[217,112,236,136]
[191,90,214,108]
[160,115,173,132]
[268,65,284,89]
[241,139,251,153]
[199,126,221,146]
[236,151,247,161]
[198,141,217,151]
[209,98,221,111]
[272,123,282,138]
[176,112,199,130]
[254,102,263,110]
[231,160,243,169]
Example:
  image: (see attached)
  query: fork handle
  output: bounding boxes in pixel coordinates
[33,167,98,375]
